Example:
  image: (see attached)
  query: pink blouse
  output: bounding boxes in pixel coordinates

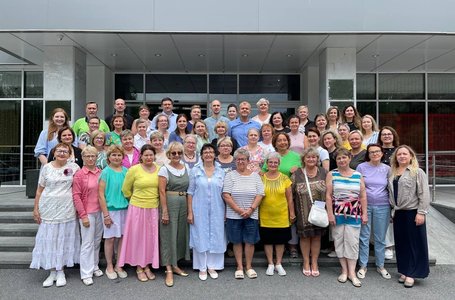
[72,166,101,219]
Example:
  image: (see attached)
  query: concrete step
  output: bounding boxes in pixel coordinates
[0,203,34,212]
[0,237,35,252]
[0,252,32,269]
[0,223,38,237]
[0,212,34,223]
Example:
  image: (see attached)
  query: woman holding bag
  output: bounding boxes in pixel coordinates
[291,147,327,277]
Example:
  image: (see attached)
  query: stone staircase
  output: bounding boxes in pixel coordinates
[0,198,36,268]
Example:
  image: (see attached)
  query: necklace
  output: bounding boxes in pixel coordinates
[184,152,195,160]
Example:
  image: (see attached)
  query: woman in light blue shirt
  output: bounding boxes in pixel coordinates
[187,143,226,281]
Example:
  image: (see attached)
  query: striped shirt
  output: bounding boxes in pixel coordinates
[223,171,265,220]
[331,169,362,226]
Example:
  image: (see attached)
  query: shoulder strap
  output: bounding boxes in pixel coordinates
[303,169,314,204]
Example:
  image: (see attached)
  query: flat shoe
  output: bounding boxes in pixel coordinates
[337,273,348,283]
[311,269,320,277]
[105,269,118,280]
[235,270,244,279]
[404,278,415,288]
[114,268,128,279]
[398,275,406,283]
[266,264,275,276]
[42,271,57,288]
[172,267,189,277]
[377,267,391,279]
[82,278,93,286]
[245,268,257,279]
[93,269,104,277]
[165,271,174,287]
[208,269,218,279]
[56,272,66,287]
[348,276,362,287]
[199,271,208,281]
[275,264,286,276]
[357,268,367,279]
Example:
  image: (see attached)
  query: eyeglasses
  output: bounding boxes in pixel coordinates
[171,151,183,156]
[202,151,215,155]
[83,155,97,159]
[219,144,232,148]
[185,141,196,145]
[55,149,69,154]
[369,150,382,155]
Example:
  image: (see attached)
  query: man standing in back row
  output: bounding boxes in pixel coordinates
[151,97,178,132]
[72,102,110,137]
[228,101,261,147]
[105,98,134,130]
[204,99,230,142]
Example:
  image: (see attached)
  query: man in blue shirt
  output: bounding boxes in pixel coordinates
[228,101,261,147]
[204,99,230,142]
[151,97,178,132]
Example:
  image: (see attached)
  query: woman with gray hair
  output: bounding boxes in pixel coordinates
[241,128,266,173]
[182,134,200,169]
[260,152,295,276]
[223,148,265,279]
[252,98,271,125]
[291,147,327,277]
[215,137,236,173]
[121,130,140,168]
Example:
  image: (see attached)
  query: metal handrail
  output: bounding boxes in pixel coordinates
[428,150,455,202]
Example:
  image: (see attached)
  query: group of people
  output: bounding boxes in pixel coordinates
[30,97,430,289]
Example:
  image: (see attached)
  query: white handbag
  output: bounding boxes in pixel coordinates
[304,169,329,228]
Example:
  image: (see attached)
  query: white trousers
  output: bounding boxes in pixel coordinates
[79,212,103,279]
[192,251,224,272]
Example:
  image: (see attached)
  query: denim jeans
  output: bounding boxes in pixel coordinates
[358,205,391,268]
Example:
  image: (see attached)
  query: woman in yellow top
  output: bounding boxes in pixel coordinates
[260,152,295,276]
[118,144,160,282]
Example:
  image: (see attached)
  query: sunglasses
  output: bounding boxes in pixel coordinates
[171,151,183,156]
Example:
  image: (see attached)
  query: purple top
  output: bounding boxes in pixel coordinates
[356,162,390,206]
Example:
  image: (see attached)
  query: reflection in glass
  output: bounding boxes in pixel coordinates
[23,100,43,184]
[239,75,300,101]
[428,74,455,100]
[115,74,144,101]
[379,102,425,156]
[379,74,425,100]
[0,71,21,98]
[356,102,377,119]
[145,74,207,101]
[24,71,43,98]
[357,74,376,100]
[328,79,353,100]
[45,101,71,122]
[0,100,21,185]
[209,75,237,103]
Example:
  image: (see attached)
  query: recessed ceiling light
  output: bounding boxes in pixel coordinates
[111,53,117,57]
[198,54,205,57]
[372,54,380,58]
[242,54,248,57]
[286,54,293,57]
[155,53,162,57]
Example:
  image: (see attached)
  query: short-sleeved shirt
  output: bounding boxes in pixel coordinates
[38,162,80,223]
[262,150,301,178]
[223,170,264,220]
[121,163,160,209]
[99,166,129,211]
[260,173,292,228]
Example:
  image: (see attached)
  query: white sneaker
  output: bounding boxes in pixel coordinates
[385,249,393,260]
[93,269,103,277]
[199,271,208,281]
[208,269,218,279]
[266,264,274,276]
[328,251,337,258]
[56,271,66,287]
[42,271,57,288]
[82,277,93,286]
[275,264,286,276]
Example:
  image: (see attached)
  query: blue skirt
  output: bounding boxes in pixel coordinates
[393,209,430,278]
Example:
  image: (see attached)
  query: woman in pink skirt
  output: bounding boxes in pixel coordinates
[119,144,160,282]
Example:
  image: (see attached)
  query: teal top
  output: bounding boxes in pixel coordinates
[106,131,121,146]
[262,150,301,178]
[99,166,129,211]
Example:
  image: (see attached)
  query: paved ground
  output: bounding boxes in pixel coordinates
[0,265,452,300]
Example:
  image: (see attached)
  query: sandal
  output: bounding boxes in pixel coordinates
[144,267,156,280]
[348,276,362,287]
[234,269,244,279]
[376,267,391,279]
[245,268,257,279]
[311,269,320,277]
[136,268,148,282]
[165,270,174,287]
[404,277,415,288]
[398,275,406,283]
[302,269,312,277]
[172,267,189,277]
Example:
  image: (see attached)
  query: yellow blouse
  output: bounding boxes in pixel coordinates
[122,163,160,208]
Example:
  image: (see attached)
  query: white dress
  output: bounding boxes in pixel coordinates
[30,162,81,270]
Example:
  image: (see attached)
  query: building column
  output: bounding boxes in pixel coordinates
[319,48,356,110]
[87,66,113,117]
[43,46,86,122]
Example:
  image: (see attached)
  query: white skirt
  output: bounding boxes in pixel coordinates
[30,220,80,270]
[103,209,127,239]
